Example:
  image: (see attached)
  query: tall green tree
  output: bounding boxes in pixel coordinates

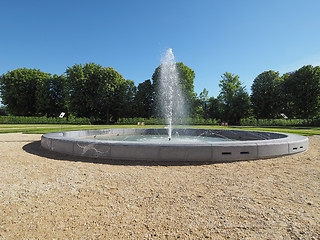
[36,74,67,117]
[176,62,196,111]
[112,79,136,119]
[251,70,283,118]
[218,72,250,124]
[134,79,153,118]
[0,105,7,116]
[207,97,222,120]
[280,72,295,118]
[66,63,128,123]
[198,88,209,118]
[0,68,50,116]
[282,65,320,118]
[152,62,196,117]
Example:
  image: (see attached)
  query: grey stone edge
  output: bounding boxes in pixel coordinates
[41,128,309,162]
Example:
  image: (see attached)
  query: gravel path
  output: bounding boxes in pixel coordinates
[0,133,319,239]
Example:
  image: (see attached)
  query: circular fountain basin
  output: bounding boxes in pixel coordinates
[41,128,308,162]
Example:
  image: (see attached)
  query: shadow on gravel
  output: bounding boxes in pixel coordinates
[23,140,240,166]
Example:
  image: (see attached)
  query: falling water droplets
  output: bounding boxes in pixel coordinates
[159,48,186,140]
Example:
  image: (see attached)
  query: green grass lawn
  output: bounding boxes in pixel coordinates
[0,124,319,136]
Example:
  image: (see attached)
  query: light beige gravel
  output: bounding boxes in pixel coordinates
[0,132,319,239]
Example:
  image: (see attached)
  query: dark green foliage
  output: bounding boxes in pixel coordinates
[188,117,218,125]
[66,63,132,123]
[282,65,320,118]
[0,115,90,124]
[116,117,218,125]
[251,70,283,118]
[218,72,251,124]
[207,97,222,120]
[151,64,165,118]
[66,63,104,119]
[36,74,67,117]
[198,88,209,119]
[119,80,136,118]
[116,117,165,125]
[0,68,51,116]
[0,106,7,116]
[111,79,136,120]
[240,117,320,127]
[175,62,197,114]
[134,79,153,118]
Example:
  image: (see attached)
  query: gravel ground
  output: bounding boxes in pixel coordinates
[0,133,319,239]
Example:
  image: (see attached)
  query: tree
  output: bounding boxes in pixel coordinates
[0,105,7,116]
[36,74,67,117]
[134,79,153,118]
[66,63,128,123]
[124,80,137,118]
[218,72,250,124]
[175,62,197,112]
[251,70,283,118]
[152,62,196,117]
[282,65,320,118]
[196,88,210,119]
[0,68,50,116]
[111,79,136,120]
[207,97,222,120]
[280,72,295,118]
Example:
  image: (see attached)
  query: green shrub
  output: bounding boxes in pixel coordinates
[0,115,91,124]
[240,118,320,126]
[115,117,218,125]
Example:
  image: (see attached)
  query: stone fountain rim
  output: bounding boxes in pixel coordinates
[41,128,296,145]
[41,128,308,162]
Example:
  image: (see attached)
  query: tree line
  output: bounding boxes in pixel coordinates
[0,63,319,124]
[204,65,320,123]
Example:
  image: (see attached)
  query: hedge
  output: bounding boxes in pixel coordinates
[0,116,91,124]
[116,117,219,125]
[240,118,320,126]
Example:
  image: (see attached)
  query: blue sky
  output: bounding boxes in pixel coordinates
[1,0,320,103]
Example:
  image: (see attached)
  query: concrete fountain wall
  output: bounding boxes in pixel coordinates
[41,128,308,162]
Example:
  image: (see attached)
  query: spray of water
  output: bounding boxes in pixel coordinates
[159,48,186,140]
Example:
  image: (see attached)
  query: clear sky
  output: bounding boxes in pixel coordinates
[1,0,320,102]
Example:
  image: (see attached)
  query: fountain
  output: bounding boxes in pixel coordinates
[158,48,186,140]
[41,49,309,162]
